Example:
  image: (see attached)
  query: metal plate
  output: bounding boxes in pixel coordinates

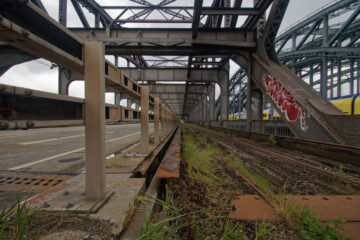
[287,195,360,221]
[0,170,70,193]
[157,129,181,179]
[229,195,281,221]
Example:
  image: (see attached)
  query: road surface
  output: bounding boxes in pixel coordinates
[0,123,154,174]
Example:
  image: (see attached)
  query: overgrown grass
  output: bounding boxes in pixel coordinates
[136,196,226,240]
[0,197,39,239]
[255,220,276,240]
[288,205,349,240]
[193,124,351,240]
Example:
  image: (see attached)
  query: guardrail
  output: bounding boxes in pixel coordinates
[199,120,294,138]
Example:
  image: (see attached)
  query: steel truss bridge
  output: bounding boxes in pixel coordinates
[225,0,360,119]
[0,0,360,146]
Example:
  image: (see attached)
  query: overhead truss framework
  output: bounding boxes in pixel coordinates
[2,0,360,145]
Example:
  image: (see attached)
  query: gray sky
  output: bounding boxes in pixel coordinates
[0,0,336,103]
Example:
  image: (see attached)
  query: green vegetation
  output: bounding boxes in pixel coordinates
[289,206,349,240]
[268,134,277,145]
[0,197,39,239]
[219,220,244,240]
[255,220,276,240]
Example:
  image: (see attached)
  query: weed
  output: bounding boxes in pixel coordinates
[255,219,276,240]
[336,163,345,176]
[0,197,39,239]
[137,197,226,240]
[220,220,244,240]
[268,134,277,145]
[289,205,349,240]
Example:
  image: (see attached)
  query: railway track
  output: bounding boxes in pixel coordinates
[185,124,360,239]
[193,125,360,194]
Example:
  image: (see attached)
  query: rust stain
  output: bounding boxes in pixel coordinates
[229,195,281,221]
[0,171,70,194]
[287,195,360,221]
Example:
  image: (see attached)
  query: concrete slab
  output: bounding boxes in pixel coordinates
[28,173,145,235]
[229,195,281,222]
[93,178,145,234]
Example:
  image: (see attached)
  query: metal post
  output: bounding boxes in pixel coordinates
[337,59,341,97]
[59,0,67,26]
[154,98,160,145]
[357,60,360,94]
[115,93,121,105]
[350,60,354,95]
[84,41,105,200]
[161,104,166,139]
[321,57,328,97]
[310,63,313,87]
[140,86,149,154]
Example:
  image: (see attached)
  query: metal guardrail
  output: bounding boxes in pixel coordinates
[200,120,294,138]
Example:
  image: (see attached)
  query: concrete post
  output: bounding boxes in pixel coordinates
[140,86,149,153]
[154,98,160,145]
[127,99,132,108]
[84,41,105,200]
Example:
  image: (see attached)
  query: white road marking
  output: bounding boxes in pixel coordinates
[18,134,84,145]
[107,132,140,142]
[9,131,142,170]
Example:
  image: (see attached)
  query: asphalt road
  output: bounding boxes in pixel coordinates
[0,123,154,174]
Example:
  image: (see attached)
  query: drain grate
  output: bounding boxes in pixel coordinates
[0,171,71,193]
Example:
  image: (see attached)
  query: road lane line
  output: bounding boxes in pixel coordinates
[18,134,85,145]
[8,131,142,170]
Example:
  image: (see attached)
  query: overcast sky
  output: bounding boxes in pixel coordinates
[0,0,336,104]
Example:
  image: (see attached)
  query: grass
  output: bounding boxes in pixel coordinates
[288,205,349,240]
[190,124,353,240]
[268,134,277,145]
[255,220,276,240]
[0,197,40,239]
[136,197,226,240]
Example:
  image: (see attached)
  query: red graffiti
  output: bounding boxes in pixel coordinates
[264,73,307,131]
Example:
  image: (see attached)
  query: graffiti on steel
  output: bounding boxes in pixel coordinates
[264,73,308,131]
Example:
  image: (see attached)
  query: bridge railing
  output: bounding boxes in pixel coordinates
[199,119,294,138]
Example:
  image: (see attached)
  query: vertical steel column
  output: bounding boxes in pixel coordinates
[160,104,166,139]
[350,59,354,95]
[154,98,160,145]
[115,93,121,105]
[140,86,149,154]
[220,63,229,120]
[321,58,328,97]
[321,15,329,97]
[357,61,360,94]
[202,94,207,121]
[309,63,313,87]
[58,67,71,95]
[59,0,67,26]
[337,59,341,97]
[208,83,215,121]
[84,41,105,200]
[330,65,334,98]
